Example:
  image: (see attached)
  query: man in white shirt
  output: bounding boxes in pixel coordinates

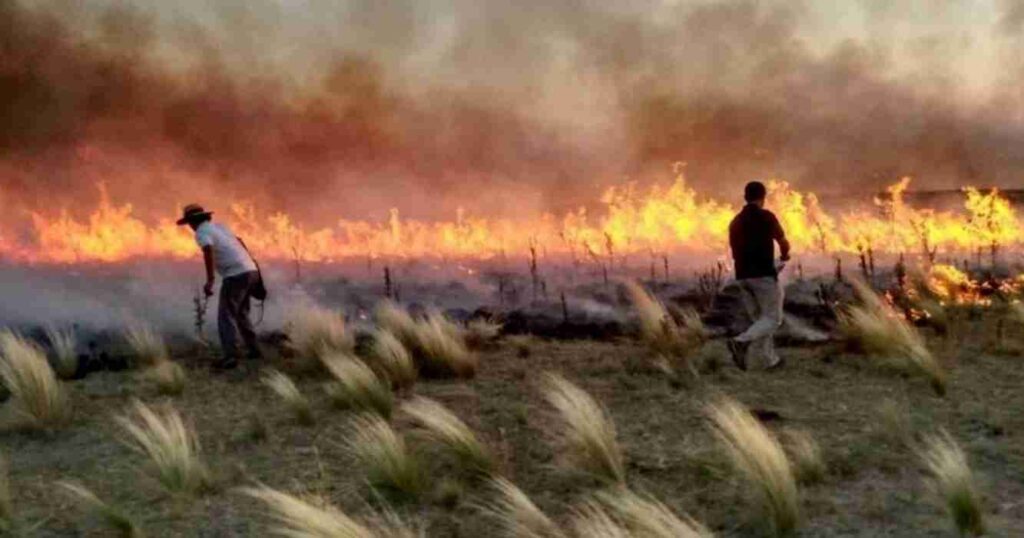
[177,204,262,369]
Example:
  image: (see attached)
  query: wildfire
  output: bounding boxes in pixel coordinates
[5,175,1023,265]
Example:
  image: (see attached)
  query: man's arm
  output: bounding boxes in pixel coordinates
[202,245,216,296]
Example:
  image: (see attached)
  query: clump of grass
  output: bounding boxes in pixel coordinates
[541,373,625,484]
[142,360,186,396]
[116,400,209,495]
[593,488,712,538]
[241,484,420,537]
[876,399,913,447]
[44,326,78,380]
[368,330,417,391]
[402,396,496,476]
[261,369,314,426]
[285,304,353,361]
[375,301,421,345]
[839,279,946,395]
[623,281,705,361]
[58,481,144,537]
[0,330,70,429]
[919,430,985,537]
[323,353,393,418]
[375,303,477,379]
[482,478,565,538]
[122,321,168,365]
[347,414,424,500]
[706,395,798,536]
[570,501,630,538]
[465,318,503,349]
[782,429,826,484]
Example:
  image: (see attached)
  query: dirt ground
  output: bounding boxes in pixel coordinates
[2,318,1024,537]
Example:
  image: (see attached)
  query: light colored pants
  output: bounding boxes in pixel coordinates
[735,276,784,367]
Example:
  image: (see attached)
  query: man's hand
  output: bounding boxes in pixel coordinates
[203,281,214,297]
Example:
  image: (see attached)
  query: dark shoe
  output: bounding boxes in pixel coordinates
[246,347,263,361]
[766,355,786,371]
[211,358,239,372]
[727,339,749,371]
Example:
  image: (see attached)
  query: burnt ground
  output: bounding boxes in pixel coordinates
[1,316,1024,537]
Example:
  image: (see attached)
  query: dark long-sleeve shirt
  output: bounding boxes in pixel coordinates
[728,204,791,280]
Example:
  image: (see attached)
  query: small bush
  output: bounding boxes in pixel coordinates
[58,481,144,537]
[412,311,477,378]
[347,414,424,500]
[261,369,314,426]
[323,353,393,418]
[541,373,625,484]
[142,360,186,396]
[483,478,565,538]
[44,326,78,380]
[368,330,417,391]
[0,331,70,429]
[919,430,985,536]
[285,304,353,362]
[123,322,169,365]
[116,400,209,495]
[402,396,496,476]
[623,281,705,360]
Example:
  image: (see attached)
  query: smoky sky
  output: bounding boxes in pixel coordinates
[1,0,1024,225]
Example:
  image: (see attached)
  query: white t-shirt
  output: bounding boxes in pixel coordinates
[194,222,258,278]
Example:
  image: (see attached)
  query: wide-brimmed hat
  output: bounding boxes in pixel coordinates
[176,203,213,225]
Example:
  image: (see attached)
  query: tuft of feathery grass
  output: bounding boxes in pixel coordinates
[0,330,70,428]
[346,414,424,500]
[122,321,168,365]
[116,400,209,495]
[570,501,630,538]
[285,304,353,362]
[593,488,712,538]
[839,279,946,395]
[368,330,417,391]
[482,478,565,538]
[623,281,705,360]
[706,396,798,536]
[323,353,393,418]
[919,430,985,537]
[402,396,496,476]
[261,369,314,426]
[44,326,78,380]
[541,373,625,484]
[375,301,421,347]
[782,429,826,485]
[142,360,186,396]
[464,318,503,350]
[58,481,144,537]
[412,311,477,379]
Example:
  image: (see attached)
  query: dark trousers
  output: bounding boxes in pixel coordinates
[219,271,259,359]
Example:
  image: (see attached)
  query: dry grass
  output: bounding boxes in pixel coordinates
[58,481,144,537]
[322,353,394,418]
[44,325,77,380]
[919,430,985,536]
[375,301,421,346]
[464,318,503,349]
[839,279,947,395]
[541,373,625,484]
[570,501,630,538]
[346,414,424,499]
[285,304,353,361]
[261,369,314,426]
[593,488,712,538]
[706,396,798,536]
[623,281,705,360]
[122,321,169,365]
[375,302,477,379]
[241,484,421,538]
[368,330,417,391]
[115,400,209,495]
[782,429,826,485]
[0,330,70,429]
[142,360,186,396]
[482,478,566,538]
[401,396,496,476]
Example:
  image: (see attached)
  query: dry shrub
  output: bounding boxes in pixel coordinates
[261,369,314,426]
[402,396,496,476]
[839,279,946,395]
[482,478,565,538]
[375,303,477,379]
[541,373,625,484]
[285,304,353,362]
[347,414,424,499]
[44,326,78,380]
[368,330,417,391]
[706,396,798,536]
[465,318,503,349]
[142,360,186,396]
[123,321,168,365]
[592,488,712,538]
[116,400,209,495]
[241,484,421,538]
[0,331,70,429]
[58,481,144,537]
[323,353,393,418]
[782,429,826,485]
[919,430,985,537]
[623,281,705,361]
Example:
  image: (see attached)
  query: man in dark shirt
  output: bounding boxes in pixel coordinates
[727,181,791,371]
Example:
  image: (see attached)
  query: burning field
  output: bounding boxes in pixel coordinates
[2,0,1024,537]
